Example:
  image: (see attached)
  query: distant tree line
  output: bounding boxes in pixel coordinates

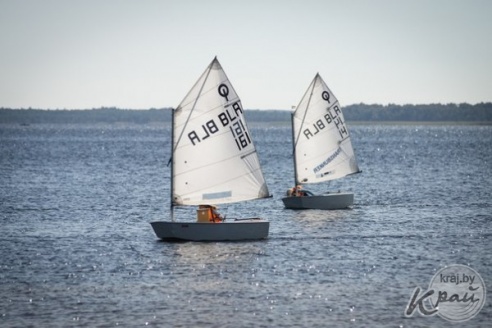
[342,103,492,122]
[0,107,170,124]
[1,103,491,124]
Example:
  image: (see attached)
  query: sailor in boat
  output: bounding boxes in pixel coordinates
[197,204,224,223]
[286,185,314,197]
[287,185,305,197]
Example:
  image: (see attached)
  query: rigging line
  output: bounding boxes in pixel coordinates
[173,58,215,152]
[338,130,362,172]
[337,139,354,162]
[294,74,318,151]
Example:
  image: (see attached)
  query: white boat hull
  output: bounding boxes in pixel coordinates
[282,192,354,210]
[150,219,269,241]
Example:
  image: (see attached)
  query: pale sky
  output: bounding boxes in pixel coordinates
[1,0,491,110]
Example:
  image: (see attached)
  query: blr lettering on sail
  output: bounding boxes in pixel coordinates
[150,57,270,241]
[187,83,251,151]
[282,72,361,210]
[303,90,349,140]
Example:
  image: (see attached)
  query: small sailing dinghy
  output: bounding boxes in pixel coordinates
[282,73,361,210]
[151,57,271,241]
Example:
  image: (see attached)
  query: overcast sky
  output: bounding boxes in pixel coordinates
[1,0,491,110]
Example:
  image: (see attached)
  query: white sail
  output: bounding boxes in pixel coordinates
[172,57,270,206]
[293,73,359,184]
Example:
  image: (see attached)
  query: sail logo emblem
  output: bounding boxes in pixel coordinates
[322,91,331,103]
[405,264,486,322]
[313,147,341,176]
[186,83,252,151]
[218,83,230,101]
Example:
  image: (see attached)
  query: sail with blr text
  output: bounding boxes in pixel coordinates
[282,73,361,210]
[151,57,271,241]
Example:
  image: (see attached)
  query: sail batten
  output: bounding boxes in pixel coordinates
[172,57,270,206]
[293,74,360,184]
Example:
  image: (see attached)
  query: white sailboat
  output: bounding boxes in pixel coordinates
[151,57,271,241]
[282,73,361,210]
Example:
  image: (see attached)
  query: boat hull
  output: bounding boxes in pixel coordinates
[282,192,354,210]
[150,219,269,241]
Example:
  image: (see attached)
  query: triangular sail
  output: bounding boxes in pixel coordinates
[172,57,270,206]
[293,73,359,184]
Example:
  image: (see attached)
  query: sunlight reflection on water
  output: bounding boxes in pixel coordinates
[0,123,490,327]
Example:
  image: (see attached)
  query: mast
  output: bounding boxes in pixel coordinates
[170,107,175,222]
[291,112,299,186]
[170,58,214,218]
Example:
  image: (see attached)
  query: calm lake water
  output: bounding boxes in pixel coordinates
[1,122,491,327]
